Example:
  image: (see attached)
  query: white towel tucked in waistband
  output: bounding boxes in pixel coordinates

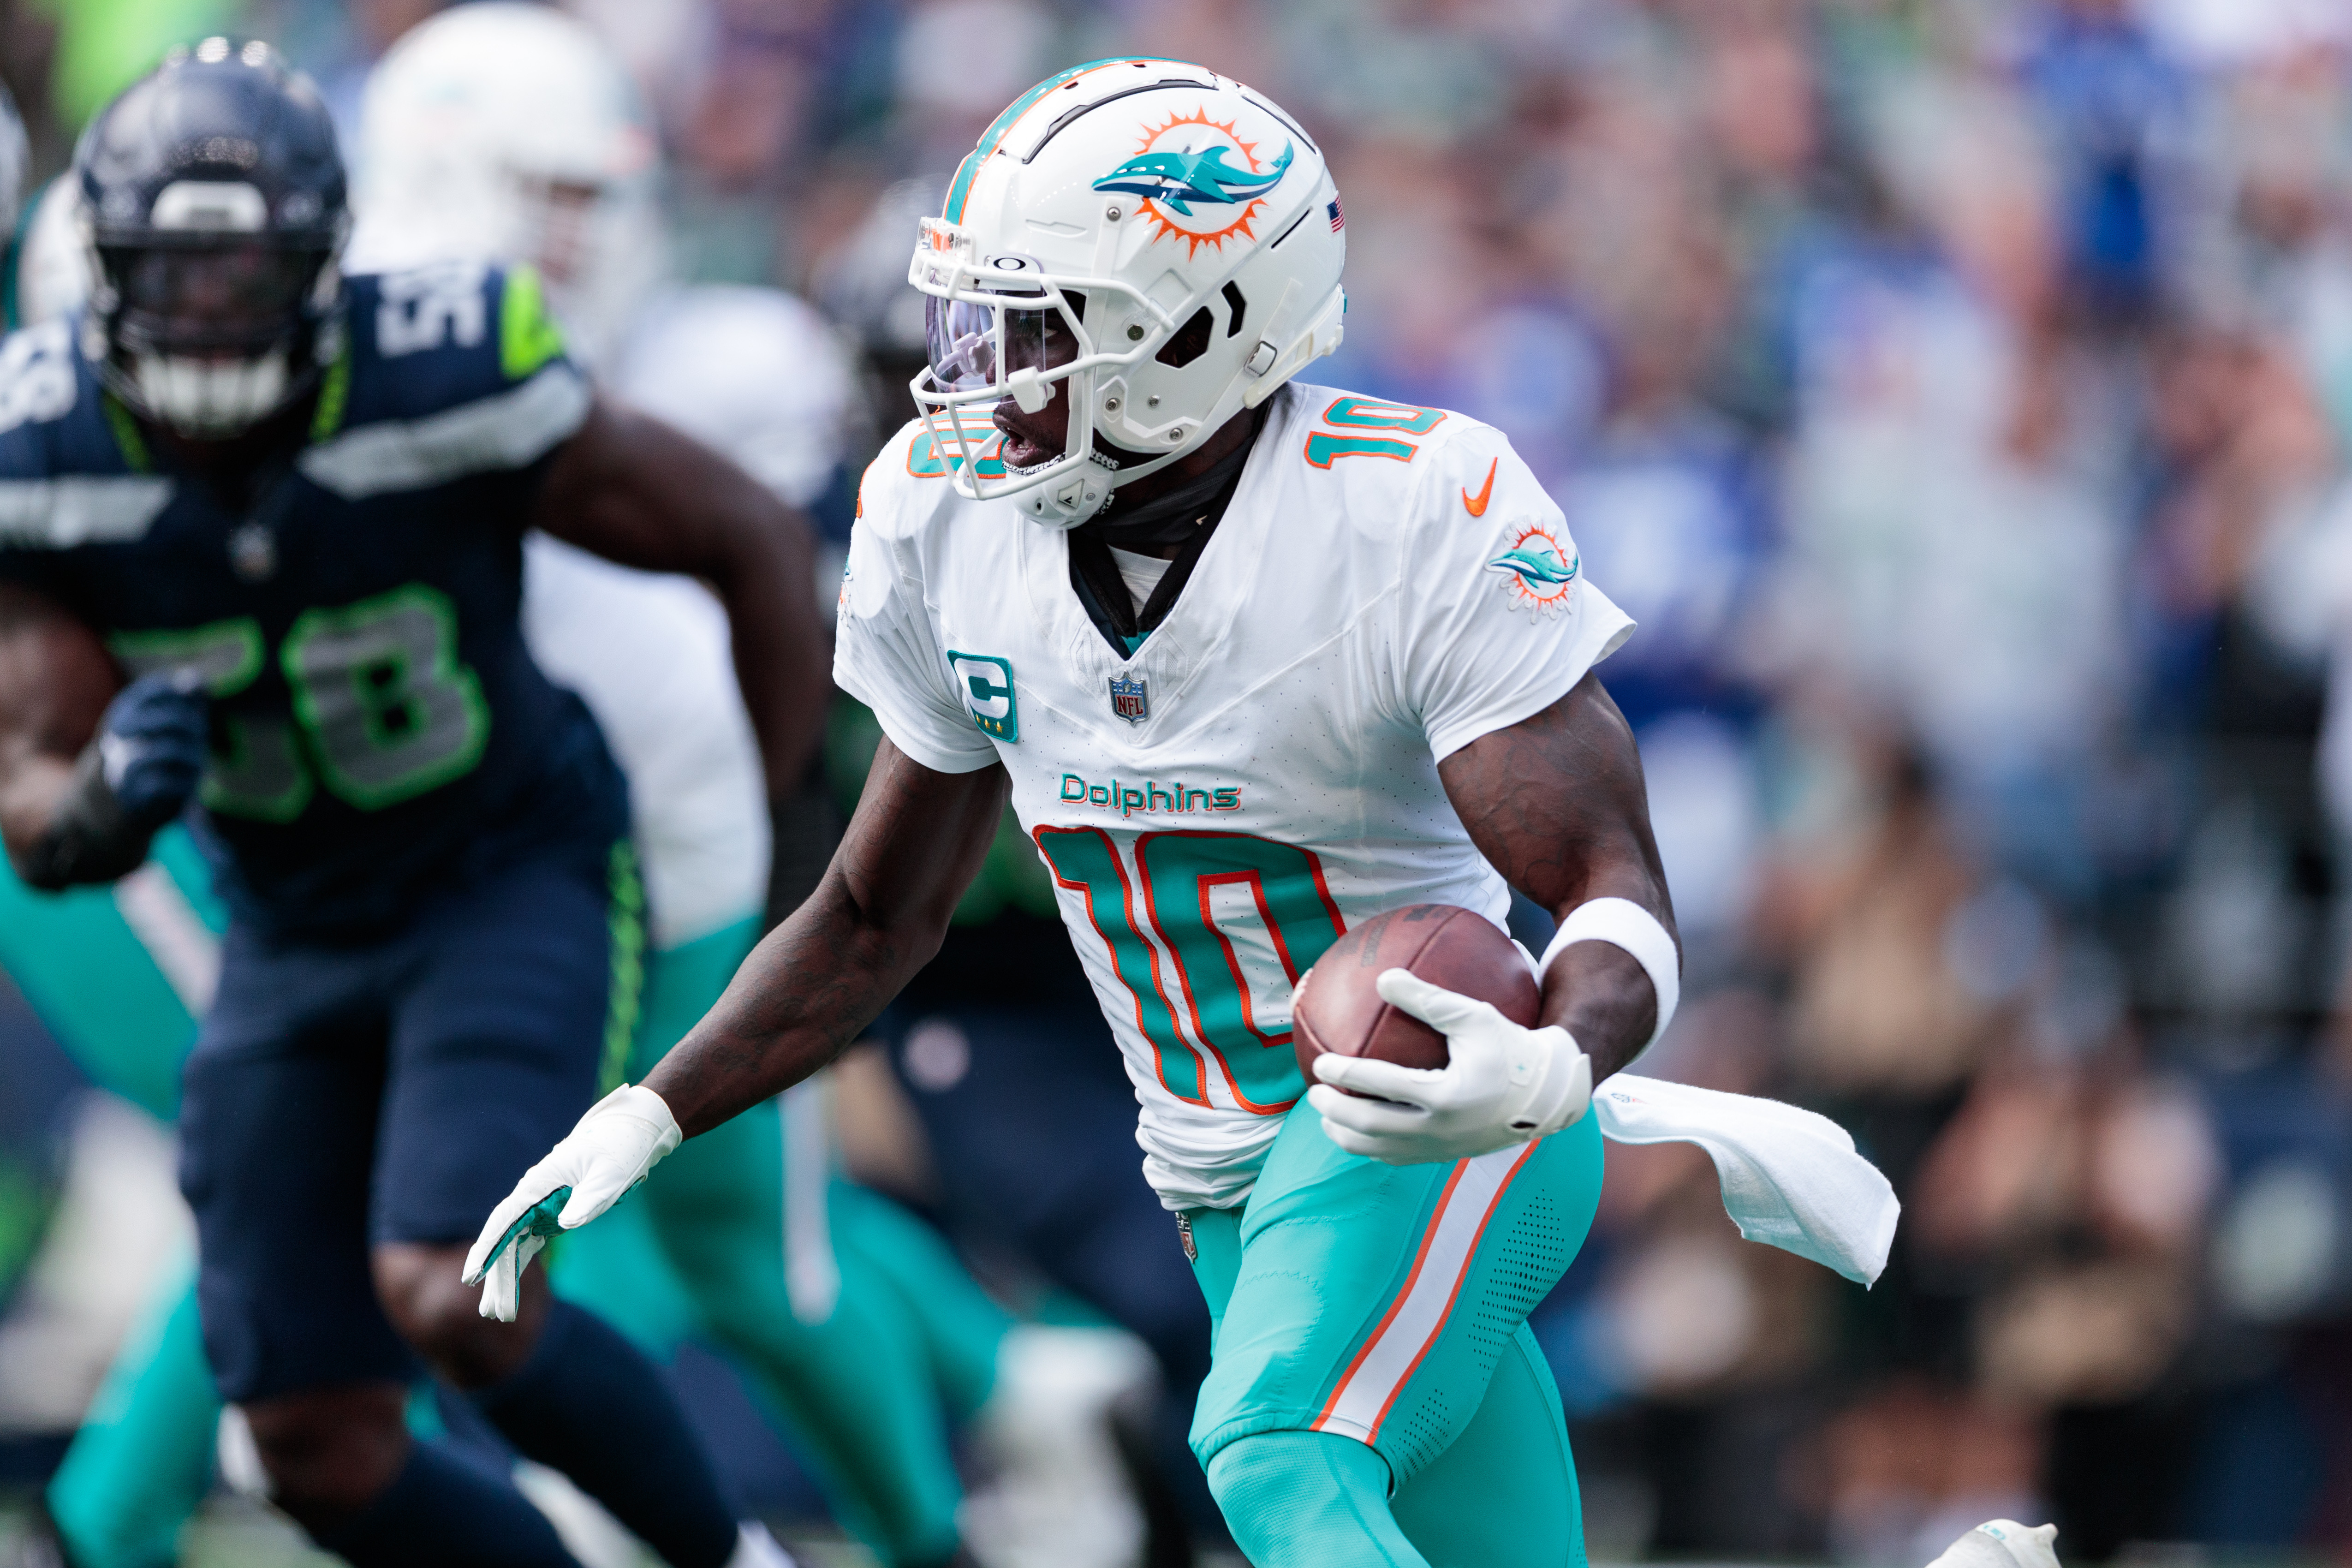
[1591,1075,1900,1286]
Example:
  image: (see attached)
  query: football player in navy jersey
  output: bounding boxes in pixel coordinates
[0,42,810,1568]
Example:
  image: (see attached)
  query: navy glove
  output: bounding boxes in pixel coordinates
[97,671,210,829]
[15,671,209,890]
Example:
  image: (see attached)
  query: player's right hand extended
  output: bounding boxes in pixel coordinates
[463,1083,682,1320]
[98,671,210,828]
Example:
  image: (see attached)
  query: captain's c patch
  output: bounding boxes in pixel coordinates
[947,650,1018,741]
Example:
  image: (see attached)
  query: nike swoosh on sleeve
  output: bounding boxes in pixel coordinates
[1462,456,1498,517]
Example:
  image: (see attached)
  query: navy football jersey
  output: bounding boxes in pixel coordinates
[0,262,627,934]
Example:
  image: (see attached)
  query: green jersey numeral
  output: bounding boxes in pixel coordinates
[1035,827,1347,1114]
[282,585,489,809]
[108,584,489,821]
[111,619,311,821]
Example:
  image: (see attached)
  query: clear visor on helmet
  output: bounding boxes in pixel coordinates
[923,287,1084,394]
[101,241,326,357]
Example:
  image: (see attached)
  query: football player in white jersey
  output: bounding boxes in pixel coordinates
[357,12,1154,1566]
[466,60,1661,1564]
[468,61,2060,1566]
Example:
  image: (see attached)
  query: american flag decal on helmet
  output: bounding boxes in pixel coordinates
[1328,197,1344,231]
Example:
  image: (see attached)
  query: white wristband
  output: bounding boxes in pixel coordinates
[1537,897,1680,1055]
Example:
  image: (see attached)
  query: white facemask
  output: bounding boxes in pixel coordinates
[130,349,291,436]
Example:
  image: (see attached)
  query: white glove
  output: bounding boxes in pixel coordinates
[1307,969,1592,1164]
[462,1084,681,1321]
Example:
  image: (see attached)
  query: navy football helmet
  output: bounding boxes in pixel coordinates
[74,38,347,436]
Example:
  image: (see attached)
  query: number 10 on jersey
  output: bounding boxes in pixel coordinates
[1034,826,1348,1114]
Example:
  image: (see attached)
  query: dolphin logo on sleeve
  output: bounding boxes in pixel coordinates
[1485,524,1581,617]
[1486,542,1578,587]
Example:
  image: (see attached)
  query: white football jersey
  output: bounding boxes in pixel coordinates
[524,535,766,949]
[836,382,1633,1210]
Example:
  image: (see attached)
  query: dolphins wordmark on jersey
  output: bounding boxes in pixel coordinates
[0,261,627,935]
[837,382,1636,1209]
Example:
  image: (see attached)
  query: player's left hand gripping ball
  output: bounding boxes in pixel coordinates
[1308,971,1593,1164]
[464,1084,682,1320]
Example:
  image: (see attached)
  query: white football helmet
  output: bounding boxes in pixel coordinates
[908,60,1346,527]
[14,179,89,327]
[0,80,25,236]
[349,3,664,364]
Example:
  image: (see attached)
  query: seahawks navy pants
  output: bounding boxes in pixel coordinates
[177,838,640,1403]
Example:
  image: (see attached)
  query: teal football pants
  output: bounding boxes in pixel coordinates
[0,834,220,1568]
[0,828,219,1124]
[1183,1107,1601,1567]
[551,914,1012,1566]
[45,1256,215,1568]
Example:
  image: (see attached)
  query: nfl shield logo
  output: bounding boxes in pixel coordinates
[1108,674,1149,725]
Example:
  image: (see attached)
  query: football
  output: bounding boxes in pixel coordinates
[26,590,123,754]
[1292,904,1541,1090]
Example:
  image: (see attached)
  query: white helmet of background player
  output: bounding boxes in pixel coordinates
[909,60,1346,528]
[18,179,91,327]
[350,2,663,364]
[0,80,25,238]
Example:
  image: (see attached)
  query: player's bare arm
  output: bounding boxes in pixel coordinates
[1437,670,1676,1085]
[1304,671,1681,1166]
[0,585,106,844]
[0,583,206,889]
[533,396,829,805]
[465,741,1005,1314]
[647,742,1009,1135]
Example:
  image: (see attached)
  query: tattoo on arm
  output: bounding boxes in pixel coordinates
[1438,672,1677,1082]
[645,743,1008,1137]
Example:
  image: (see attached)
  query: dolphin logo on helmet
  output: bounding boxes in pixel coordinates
[1091,142,1294,216]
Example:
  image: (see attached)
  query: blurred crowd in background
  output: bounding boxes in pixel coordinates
[6,0,2352,1560]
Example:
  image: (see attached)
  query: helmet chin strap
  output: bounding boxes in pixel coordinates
[1085,427,1259,548]
[1014,451,1120,528]
[1011,421,1216,530]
